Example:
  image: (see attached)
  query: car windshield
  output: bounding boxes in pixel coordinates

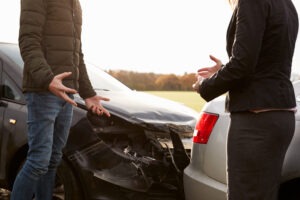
[0,43,24,69]
[86,62,131,91]
[0,43,131,92]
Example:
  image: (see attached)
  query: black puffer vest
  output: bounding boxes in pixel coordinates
[19,0,95,99]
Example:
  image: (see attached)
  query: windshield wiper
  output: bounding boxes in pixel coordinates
[94,88,110,91]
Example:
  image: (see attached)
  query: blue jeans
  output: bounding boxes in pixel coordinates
[10,92,73,200]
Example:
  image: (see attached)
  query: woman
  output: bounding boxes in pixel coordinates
[193,0,298,199]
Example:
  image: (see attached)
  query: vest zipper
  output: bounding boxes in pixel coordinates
[72,0,79,89]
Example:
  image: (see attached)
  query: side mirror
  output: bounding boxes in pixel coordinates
[0,85,16,100]
[0,85,8,107]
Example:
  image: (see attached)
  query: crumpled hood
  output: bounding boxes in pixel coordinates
[77,91,198,129]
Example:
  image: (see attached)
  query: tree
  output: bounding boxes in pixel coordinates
[107,70,196,91]
[179,73,197,91]
[155,74,181,90]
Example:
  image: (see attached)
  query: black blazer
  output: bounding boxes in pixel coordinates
[199,0,299,112]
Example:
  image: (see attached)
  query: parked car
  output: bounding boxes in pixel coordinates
[0,42,198,200]
[184,80,300,200]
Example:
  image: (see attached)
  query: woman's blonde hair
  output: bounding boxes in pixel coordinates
[229,0,238,9]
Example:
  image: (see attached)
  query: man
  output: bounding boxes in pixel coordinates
[11,0,110,199]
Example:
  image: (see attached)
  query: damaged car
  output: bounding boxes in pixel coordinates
[0,42,198,200]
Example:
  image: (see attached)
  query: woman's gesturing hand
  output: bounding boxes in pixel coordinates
[192,55,223,91]
[197,55,223,78]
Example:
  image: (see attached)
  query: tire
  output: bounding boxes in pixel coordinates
[53,160,84,200]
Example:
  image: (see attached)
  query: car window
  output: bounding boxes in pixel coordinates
[86,63,131,92]
[0,43,131,92]
[1,72,24,102]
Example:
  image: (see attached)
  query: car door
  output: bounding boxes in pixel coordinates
[0,59,5,180]
[0,59,27,181]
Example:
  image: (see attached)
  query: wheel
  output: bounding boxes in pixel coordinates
[53,160,84,200]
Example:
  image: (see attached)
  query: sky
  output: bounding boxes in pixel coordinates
[0,0,300,75]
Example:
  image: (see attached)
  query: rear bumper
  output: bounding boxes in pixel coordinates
[183,165,227,200]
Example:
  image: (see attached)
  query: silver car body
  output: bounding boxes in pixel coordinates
[184,81,300,200]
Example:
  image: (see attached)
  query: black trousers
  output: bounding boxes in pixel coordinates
[227,111,295,200]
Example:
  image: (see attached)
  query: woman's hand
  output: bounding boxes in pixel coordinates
[192,75,203,91]
[192,55,223,92]
[197,55,223,78]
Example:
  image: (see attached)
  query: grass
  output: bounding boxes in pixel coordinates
[145,91,206,112]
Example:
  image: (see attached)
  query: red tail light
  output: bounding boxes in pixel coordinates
[193,112,219,144]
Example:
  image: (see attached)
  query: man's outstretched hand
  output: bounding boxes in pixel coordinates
[48,72,78,106]
[84,95,110,117]
[49,72,110,116]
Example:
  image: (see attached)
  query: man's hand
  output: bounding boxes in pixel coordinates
[85,95,110,117]
[48,72,78,106]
